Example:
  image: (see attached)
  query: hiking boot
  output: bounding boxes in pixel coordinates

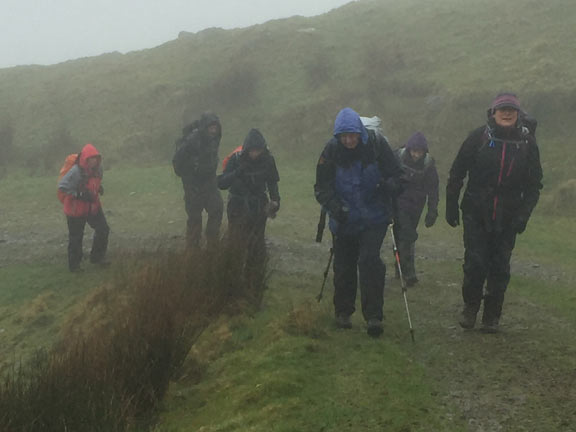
[459,305,478,329]
[480,318,500,334]
[335,315,352,329]
[366,319,383,337]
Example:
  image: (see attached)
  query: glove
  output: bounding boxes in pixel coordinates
[331,206,349,225]
[266,201,280,219]
[445,198,460,227]
[511,215,528,234]
[425,209,438,228]
[75,191,93,202]
[98,185,104,196]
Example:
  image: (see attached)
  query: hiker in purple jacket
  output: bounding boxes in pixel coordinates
[393,132,439,286]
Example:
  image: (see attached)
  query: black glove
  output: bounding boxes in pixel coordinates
[425,209,438,228]
[331,206,349,225]
[446,198,460,227]
[267,201,280,219]
[98,185,104,196]
[511,215,529,234]
[75,191,93,202]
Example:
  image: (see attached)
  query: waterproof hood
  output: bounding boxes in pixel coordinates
[242,128,268,152]
[404,132,428,152]
[333,108,369,145]
[78,143,101,169]
[199,112,221,136]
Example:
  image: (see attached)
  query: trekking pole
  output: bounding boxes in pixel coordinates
[316,247,334,302]
[315,208,333,302]
[316,208,327,243]
[389,221,416,343]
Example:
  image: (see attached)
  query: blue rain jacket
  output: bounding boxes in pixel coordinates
[328,108,389,234]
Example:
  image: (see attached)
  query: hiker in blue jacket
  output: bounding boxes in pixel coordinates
[315,108,403,337]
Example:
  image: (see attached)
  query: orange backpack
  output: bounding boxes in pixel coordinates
[57,153,80,203]
[221,145,243,171]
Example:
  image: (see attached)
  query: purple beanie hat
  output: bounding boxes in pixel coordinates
[405,132,428,152]
[491,92,521,111]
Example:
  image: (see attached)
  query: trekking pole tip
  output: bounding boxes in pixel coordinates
[410,329,416,343]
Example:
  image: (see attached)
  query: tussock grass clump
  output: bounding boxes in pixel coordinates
[0,240,267,431]
[282,301,328,339]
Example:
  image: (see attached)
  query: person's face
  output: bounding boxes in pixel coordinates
[339,133,360,149]
[248,148,264,160]
[86,156,99,169]
[207,124,219,137]
[493,107,519,128]
[409,149,425,162]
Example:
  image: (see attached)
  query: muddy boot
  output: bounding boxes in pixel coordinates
[459,304,479,329]
[481,295,503,333]
[335,315,352,329]
[366,318,383,337]
[480,319,500,333]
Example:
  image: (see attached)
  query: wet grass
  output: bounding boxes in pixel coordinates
[1,164,575,431]
[0,244,267,431]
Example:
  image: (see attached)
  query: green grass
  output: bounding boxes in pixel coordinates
[0,264,114,373]
[157,305,464,432]
[1,162,575,431]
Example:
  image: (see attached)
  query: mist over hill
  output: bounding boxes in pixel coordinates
[0,0,574,185]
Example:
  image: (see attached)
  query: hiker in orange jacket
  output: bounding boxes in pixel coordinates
[58,143,109,272]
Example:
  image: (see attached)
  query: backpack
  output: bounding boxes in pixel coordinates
[361,115,387,140]
[222,145,243,171]
[57,153,80,203]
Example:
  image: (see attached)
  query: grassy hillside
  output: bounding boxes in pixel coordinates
[0,0,575,185]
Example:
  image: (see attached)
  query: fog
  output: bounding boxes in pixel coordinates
[0,0,353,68]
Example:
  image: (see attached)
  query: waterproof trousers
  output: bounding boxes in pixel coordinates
[66,208,110,271]
[393,208,421,282]
[226,196,269,292]
[183,179,223,248]
[332,224,388,322]
[462,212,517,323]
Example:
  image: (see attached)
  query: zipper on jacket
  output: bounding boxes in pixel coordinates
[492,142,507,221]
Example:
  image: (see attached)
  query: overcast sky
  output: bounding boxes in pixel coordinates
[1,0,353,69]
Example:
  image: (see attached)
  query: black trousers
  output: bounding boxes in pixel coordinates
[227,197,269,290]
[462,212,517,322]
[66,208,110,271]
[393,208,422,281]
[332,224,388,321]
[183,180,223,248]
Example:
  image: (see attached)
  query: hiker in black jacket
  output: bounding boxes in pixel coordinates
[446,93,543,333]
[393,132,439,286]
[217,128,280,249]
[172,112,224,248]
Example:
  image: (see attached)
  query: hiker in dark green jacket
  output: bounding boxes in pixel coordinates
[173,113,224,248]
